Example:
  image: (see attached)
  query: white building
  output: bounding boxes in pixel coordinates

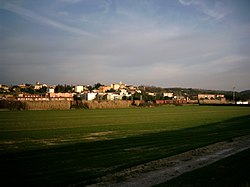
[110,83,120,90]
[75,85,84,93]
[148,92,156,96]
[237,101,249,105]
[49,92,75,98]
[87,93,97,101]
[47,87,55,93]
[107,93,121,100]
[119,89,131,98]
[110,81,126,90]
[163,92,174,98]
[34,81,47,90]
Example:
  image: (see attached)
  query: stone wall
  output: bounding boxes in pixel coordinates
[83,100,133,109]
[23,100,71,110]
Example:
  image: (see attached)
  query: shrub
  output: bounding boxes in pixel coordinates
[0,100,24,110]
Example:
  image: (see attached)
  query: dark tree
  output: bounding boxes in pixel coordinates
[93,83,103,90]
[36,86,47,93]
[55,84,73,93]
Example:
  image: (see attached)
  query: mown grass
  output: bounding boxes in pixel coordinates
[0,106,250,186]
[1,106,250,152]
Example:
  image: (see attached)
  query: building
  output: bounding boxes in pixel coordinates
[237,101,249,105]
[0,84,10,92]
[148,92,156,96]
[47,87,55,93]
[75,85,85,93]
[17,93,49,101]
[17,92,75,101]
[110,83,120,90]
[34,81,47,90]
[99,86,111,93]
[110,81,126,91]
[87,93,97,101]
[107,93,121,100]
[49,92,75,101]
[49,93,75,98]
[198,94,226,104]
[198,94,225,100]
[18,84,27,89]
[163,92,174,98]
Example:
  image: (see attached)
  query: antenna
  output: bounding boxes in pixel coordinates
[233,86,236,104]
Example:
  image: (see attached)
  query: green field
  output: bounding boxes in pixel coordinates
[0,106,250,186]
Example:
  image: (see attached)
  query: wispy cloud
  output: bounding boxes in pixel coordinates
[199,2,226,21]
[178,0,226,21]
[57,0,81,4]
[203,9,224,20]
[178,0,196,6]
[0,2,94,36]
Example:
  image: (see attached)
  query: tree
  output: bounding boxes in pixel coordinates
[55,84,73,93]
[132,93,142,100]
[21,86,35,94]
[64,85,73,92]
[93,82,103,90]
[106,88,116,93]
[10,86,21,93]
[55,85,64,93]
[87,85,93,91]
[36,86,47,94]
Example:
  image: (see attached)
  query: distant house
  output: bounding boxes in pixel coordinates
[110,83,120,90]
[1,94,15,101]
[49,92,74,101]
[136,89,142,94]
[49,92,75,98]
[34,81,47,90]
[87,93,97,101]
[99,86,111,93]
[17,92,75,101]
[107,93,121,100]
[17,93,49,101]
[110,81,126,90]
[163,92,174,98]
[198,94,215,100]
[47,87,55,93]
[216,94,225,99]
[237,101,249,105]
[198,94,226,104]
[18,84,27,89]
[198,94,225,100]
[75,85,84,93]
[148,92,156,96]
[119,89,131,100]
[0,84,10,92]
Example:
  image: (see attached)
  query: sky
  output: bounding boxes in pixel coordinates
[0,0,250,91]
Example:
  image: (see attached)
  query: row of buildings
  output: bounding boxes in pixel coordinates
[1,81,180,102]
[1,81,140,102]
[1,81,245,104]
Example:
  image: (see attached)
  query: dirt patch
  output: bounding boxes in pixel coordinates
[88,135,250,187]
[84,131,114,141]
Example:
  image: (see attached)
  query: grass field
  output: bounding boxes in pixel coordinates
[0,106,250,186]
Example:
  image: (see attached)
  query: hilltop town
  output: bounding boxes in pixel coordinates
[0,81,249,110]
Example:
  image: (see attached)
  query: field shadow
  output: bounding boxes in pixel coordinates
[1,115,250,186]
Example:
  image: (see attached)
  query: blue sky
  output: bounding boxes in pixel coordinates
[1,0,250,91]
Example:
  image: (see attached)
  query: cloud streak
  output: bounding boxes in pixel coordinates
[0,2,94,36]
[57,0,81,3]
[178,0,227,20]
[178,0,196,6]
